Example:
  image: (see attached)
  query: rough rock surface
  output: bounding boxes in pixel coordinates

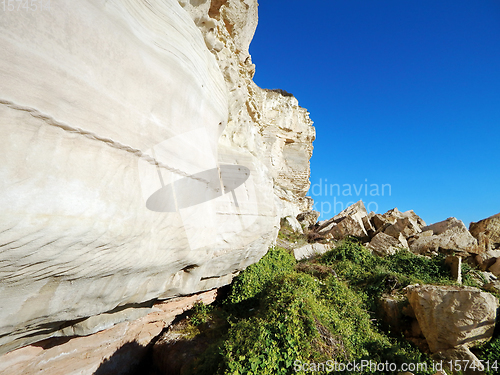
[368,232,407,256]
[314,200,369,240]
[470,213,500,250]
[285,215,304,234]
[362,215,376,237]
[293,243,333,261]
[385,217,422,239]
[309,203,430,255]
[476,249,500,272]
[487,257,500,277]
[372,208,425,234]
[379,294,405,332]
[0,0,314,358]
[406,285,497,353]
[334,215,369,240]
[254,89,315,216]
[432,346,484,375]
[410,218,478,255]
[372,213,396,232]
[0,290,217,375]
[332,200,368,226]
[407,230,433,247]
[181,0,315,218]
[307,201,493,260]
[297,210,320,230]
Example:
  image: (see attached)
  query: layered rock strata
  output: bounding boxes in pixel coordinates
[180,0,315,217]
[0,0,314,361]
[0,290,217,375]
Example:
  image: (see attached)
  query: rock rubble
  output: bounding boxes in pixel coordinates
[300,202,500,374]
[306,201,499,262]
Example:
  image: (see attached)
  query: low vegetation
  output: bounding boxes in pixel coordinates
[174,230,497,375]
[277,218,308,246]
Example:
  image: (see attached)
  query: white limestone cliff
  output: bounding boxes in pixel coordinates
[0,0,314,362]
[180,0,315,217]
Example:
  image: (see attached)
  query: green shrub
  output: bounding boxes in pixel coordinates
[476,325,500,375]
[319,239,454,302]
[317,276,389,361]
[228,246,296,304]
[385,251,450,285]
[320,237,374,266]
[222,273,319,374]
[187,240,447,375]
[278,218,307,244]
[461,262,482,287]
[189,301,213,326]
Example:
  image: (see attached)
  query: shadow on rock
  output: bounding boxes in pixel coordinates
[94,341,148,375]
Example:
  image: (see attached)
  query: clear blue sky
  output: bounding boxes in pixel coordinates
[249,0,500,226]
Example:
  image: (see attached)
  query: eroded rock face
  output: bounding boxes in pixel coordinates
[0,290,217,375]
[0,0,314,356]
[470,213,500,250]
[313,200,369,240]
[181,0,315,218]
[368,232,407,256]
[410,218,478,255]
[285,215,304,234]
[407,285,497,353]
[385,217,422,239]
[297,210,320,230]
